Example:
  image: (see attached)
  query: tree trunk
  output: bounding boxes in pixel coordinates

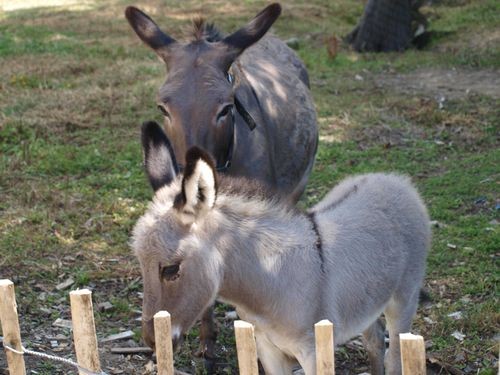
[347,0,413,52]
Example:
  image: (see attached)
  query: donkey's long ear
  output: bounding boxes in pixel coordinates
[222,3,281,60]
[141,121,179,191]
[174,147,217,225]
[125,6,176,61]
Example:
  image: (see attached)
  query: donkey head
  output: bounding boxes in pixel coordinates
[133,121,222,350]
[126,4,281,170]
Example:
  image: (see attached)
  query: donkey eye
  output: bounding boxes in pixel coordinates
[161,264,180,281]
[217,105,233,122]
[157,105,171,119]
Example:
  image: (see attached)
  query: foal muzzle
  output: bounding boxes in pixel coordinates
[142,317,184,352]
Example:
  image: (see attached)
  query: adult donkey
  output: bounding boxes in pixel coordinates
[125,3,318,366]
[125,3,318,202]
[133,122,430,374]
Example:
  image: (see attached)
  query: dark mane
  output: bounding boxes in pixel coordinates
[191,17,224,42]
[217,175,298,214]
[218,174,275,201]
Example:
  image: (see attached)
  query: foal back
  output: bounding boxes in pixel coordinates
[311,173,430,374]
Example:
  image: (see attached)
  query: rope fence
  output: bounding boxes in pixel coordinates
[2,342,107,375]
[0,279,427,374]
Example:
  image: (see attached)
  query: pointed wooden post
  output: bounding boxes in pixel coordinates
[154,311,174,375]
[0,279,26,375]
[315,319,335,375]
[234,320,258,375]
[70,289,101,375]
[400,333,426,375]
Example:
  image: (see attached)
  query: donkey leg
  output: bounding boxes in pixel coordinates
[362,318,386,375]
[293,339,316,375]
[297,352,316,375]
[383,290,420,375]
[197,305,217,372]
[255,333,295,375]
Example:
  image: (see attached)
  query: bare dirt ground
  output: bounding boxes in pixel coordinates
[376,68,500,100]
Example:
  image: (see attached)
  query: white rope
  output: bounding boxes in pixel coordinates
[2,341,108,375]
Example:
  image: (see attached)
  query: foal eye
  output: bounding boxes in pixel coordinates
[217,105,233,122]
[161,264,180,281]
[157,105,171,118]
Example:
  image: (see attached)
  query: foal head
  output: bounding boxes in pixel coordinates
[132,121,222,350]
[126,4,281,170]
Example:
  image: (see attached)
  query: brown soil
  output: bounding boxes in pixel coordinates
[376,68,500,100]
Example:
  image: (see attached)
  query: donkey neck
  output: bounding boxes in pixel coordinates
[212,194,323,325]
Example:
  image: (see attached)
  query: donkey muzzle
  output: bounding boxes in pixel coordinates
[142,317,184,352]
[142,318,156,350]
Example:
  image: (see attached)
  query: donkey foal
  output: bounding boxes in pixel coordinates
[133,121,431,375]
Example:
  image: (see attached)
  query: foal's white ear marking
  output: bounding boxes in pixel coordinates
[184,158,217,210]
[175,147,217,224]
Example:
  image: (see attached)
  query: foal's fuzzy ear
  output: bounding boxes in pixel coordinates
[125,6,176,61]
[141,121,179,191]
[174,147,217,225]
[222,3,281,60]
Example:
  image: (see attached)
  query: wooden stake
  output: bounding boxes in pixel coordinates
[400,333,426,375]
[69,289,101,375]
[154,311,174,375]
[315,319,335,375]
[0,280,26,375]
[234,320,258,375]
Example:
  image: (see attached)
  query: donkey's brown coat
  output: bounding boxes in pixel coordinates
[126,3,318,203]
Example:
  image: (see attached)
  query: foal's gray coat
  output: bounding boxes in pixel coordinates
[133,122,430,374]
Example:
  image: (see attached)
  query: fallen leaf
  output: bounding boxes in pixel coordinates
[424,317,436,324]
[100,330,135,343]
[52,318,72,329]
[98,301,114,312]
[448,311,463,320]
[56,278,74,291]
[451,331,466,341]
[325,35,339,60]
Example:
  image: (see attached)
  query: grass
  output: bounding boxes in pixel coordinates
[0,0,499,373]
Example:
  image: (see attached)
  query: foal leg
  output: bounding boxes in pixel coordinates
[362,318,386,375]
[197,305,217,372]
[293,338,317,375]
[297,351,316,375]
[383,289,420,375]
[255,333,295,375]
